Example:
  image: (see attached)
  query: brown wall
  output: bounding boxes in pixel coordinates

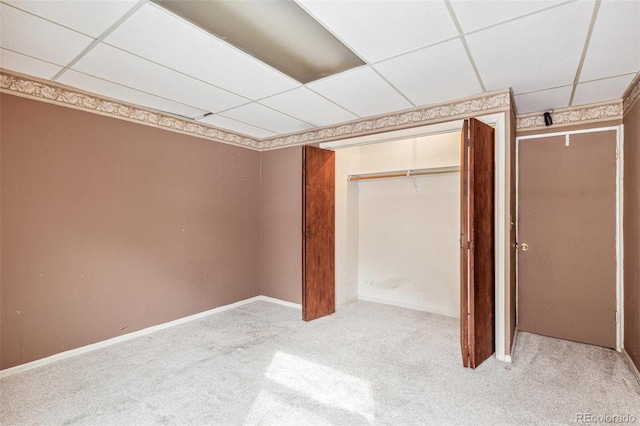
[623,98,640,372]
[260,147,302,304]
[0,94,261,369]
[0,95,3,363]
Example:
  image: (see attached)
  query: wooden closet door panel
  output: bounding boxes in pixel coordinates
[461,118,495,368]
[460,121,471,367]
[302,146,335,321]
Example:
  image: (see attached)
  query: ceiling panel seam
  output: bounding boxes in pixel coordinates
[443,0,486,93]
[293,0,368,66]
[458,0,578,38]
[368,36,460,68]
[98,44,254,107]
[0,69,261,148]
[209,113,287,135]
[258,89,511,149]
[200,101,253,117]
[144,1,302,87]
[302,85,363,118]
[515,83,574,97]
[6,67,635,150]
[67,69,212,118]
[253,85,300,103]
[0,1,95,38]
[369,67,416,108]
[255,101,317,128]
[0,47,60,68]
[568,0,601,107]
[252,81,363,120]
[51,0,147,82]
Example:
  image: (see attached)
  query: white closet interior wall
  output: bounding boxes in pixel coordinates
[335,132,461,317]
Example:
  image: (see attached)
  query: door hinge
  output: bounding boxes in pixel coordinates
[616,147,619,159]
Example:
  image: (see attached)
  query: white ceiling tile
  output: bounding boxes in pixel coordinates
[374,38,481,107]
[57,70,207,119]
[2,0,634,141]
[199,115,277,139]
[450,0,566,33]
[514,86,572,114]
[104,3,299,100]
[220,103,313,135]
[298,0,458,63]
[572,74,636,107]
[260,87,357,127]
[466,1,595,93]
[0,48,62,79]
[0,3,93,66]
[308,67,412,117]
[579,0,640,82]
[2,0,139,38]
[71,43,247,114]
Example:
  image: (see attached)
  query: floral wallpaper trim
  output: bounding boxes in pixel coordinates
[259,91,511,149]
[0,70,260,149]
[623,74,640,113]
[516,100,623,131]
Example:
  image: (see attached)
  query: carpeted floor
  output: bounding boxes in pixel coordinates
[1,300,639,425]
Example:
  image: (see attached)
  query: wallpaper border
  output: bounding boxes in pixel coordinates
[258,90,511,149]
[3,69,636,149]
[0,70,261,150]
[623,73,640,114]
[1,69,514,150]
[516,100,624,131]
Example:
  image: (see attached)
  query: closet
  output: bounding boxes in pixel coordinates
[333,131,461,317]
[315,115,503,367]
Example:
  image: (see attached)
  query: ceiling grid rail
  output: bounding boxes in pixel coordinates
[51,0,147,82]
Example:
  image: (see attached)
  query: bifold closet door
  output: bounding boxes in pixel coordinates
[460,118,495,369]
[302,146,335,321]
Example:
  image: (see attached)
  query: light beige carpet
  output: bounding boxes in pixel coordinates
[1,300,639,425]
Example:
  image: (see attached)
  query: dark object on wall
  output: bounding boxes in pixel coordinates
[543,111,553,126]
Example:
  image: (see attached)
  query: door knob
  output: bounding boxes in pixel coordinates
[520,243,529,251]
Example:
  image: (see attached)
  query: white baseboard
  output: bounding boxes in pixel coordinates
[357,295,459,319]
[0,295,299,379]
[256,295,301,309]
[622,349,640,384]
[337,295,359,308]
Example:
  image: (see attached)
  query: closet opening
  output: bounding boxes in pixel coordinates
[319,113,511,363]
[336,131,462,318]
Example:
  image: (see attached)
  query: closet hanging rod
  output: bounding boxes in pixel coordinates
[348,165,460,181]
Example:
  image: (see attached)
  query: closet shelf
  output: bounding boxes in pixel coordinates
[348,165,460,181]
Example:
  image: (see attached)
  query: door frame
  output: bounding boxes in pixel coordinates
[321,112,511,362]
[515,125,624,351]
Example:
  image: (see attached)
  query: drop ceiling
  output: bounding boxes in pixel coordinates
[1,0,638,139]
